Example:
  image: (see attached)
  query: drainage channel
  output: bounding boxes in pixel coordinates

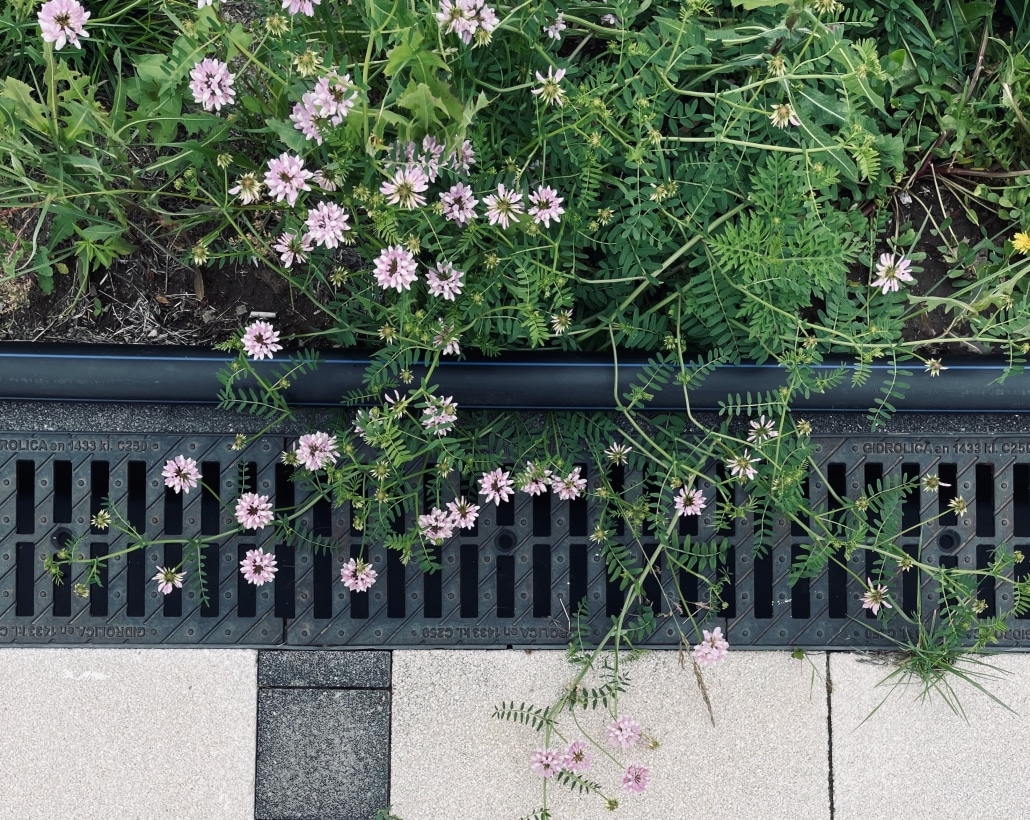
[3,429,1029,649]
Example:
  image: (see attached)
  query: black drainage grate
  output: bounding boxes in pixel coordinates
[2,431,1030,649]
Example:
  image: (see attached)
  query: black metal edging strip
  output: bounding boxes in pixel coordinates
[0,343,1027,411]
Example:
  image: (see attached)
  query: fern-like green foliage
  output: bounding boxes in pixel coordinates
[701,154,862,362]
[493,701,554,732]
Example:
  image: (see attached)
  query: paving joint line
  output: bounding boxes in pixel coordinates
[826,652,835,820]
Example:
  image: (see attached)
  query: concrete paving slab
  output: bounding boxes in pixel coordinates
[258,650,390,688]
[256,688,390,820]
[391,649,829,820]
[831,652,1030,820]
[0,647,256,820]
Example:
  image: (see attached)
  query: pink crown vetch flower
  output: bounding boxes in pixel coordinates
[162,455,201,495]
[340,558,378,592]
[38,0,91,50]
[235,493,274,530]
[239,548,278,585]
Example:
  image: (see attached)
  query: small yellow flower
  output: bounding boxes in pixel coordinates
[1014,232,1030,254]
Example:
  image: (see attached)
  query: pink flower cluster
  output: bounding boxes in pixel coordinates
[692,626,729,667]
[264,153,313,207]
[282,0,320,16]
[294,431,339,471]
[422,395,459,437]
[606,716,642,750]
[479,468,515,505]
[436,0,498,46]
[340,557,377,591]
[241,320,283,359]
[188,57,236,112]
[162,455,201,495]
[483,182,565,230]
[418,497,480,543]
[674,486,706,516]
[433,322,461,356]
[532,737,646,794]
[304,201,351,249]
[440,183,478,225]
[291,71,358,144]
[622,764,650,794]
[530,741,596,779]
[240,547,278,585]
[384,135,472,184]
[552,467,587,500]
[544,13,567,40]
[235,493,274,530]
[38,0,90,50]
[520,462,551,495]
[374,245,419,292]
[426,261,465,301]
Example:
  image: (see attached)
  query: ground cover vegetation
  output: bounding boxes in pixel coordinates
[6,0,1030,811]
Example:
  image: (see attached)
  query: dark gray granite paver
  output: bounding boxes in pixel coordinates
[259,650,390,688]
[256,687,390,820]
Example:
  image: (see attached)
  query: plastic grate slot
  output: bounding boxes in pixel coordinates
[901,463,921,535]
[938,463,958,526]
[1015,466,1030,537]
[568,543,588,613]
[459,543,478,618]
[568,466,588,536]
[496,468,515,526]
[791,478,809,536]
[15,461,34,534]
[753,544,773,619]
[236,544,257,618]
[605,562,624,617]
[676,564,697,618]
[939,554,959,611]
[386,548,405,618]
[90,462,108,534]
[532,544,551,617]
[1016,549,1030,620]
[718,544,736,617]
[52,549,71,617]
[789,545,810,619]
[641,544,662,615]
[864,463,883,527]
[532,494,551,537]
[15,543,33,616]
[902,544,919,616]
[423,546,442,619]
[496,553,515,618]
[125,462,147,617]
[609,466,626,536]
[199,544,219,617]
[274,544,296,619]
[348,542,369,619]
[53,461,72,524]
[311,498,333,620]
[640,477,657,537]
[976,464,995,538]
[977,544,997,617]
[200,462,220,535]
[162,543,183,617]
[715,463,734,535]
[827,463,848,618]
[164,487,183,536]
[89,543,108,616]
